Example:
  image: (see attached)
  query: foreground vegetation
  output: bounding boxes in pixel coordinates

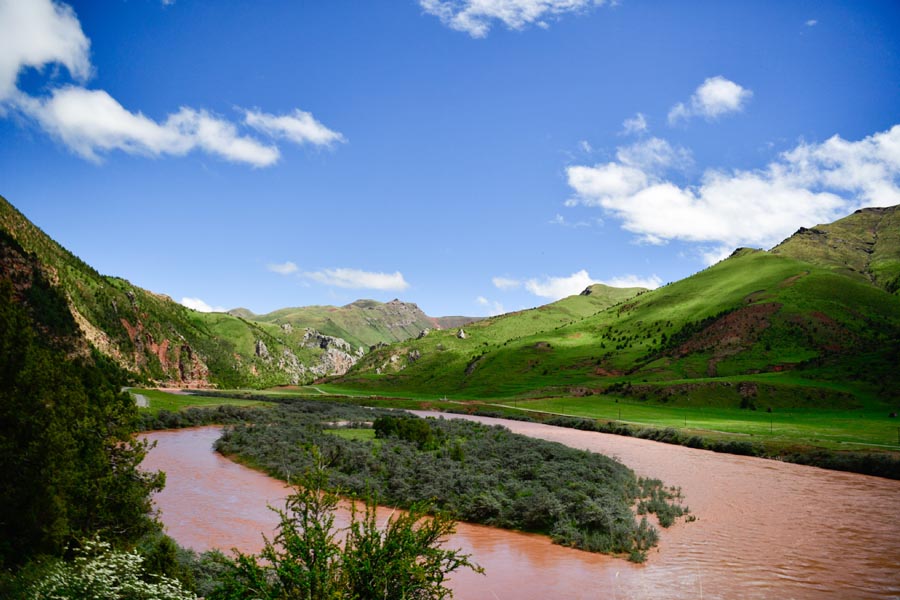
[0,226,481,598]
[209,464,482,600]
[210,401,689,561]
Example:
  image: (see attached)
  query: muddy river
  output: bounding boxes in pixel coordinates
[141,415,900,599]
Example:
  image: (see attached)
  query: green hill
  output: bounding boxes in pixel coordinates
[771,205,900,294]
[0,195,474,388]
[241,298,480,350]
[336,208,900,410]
[4,191,898,412]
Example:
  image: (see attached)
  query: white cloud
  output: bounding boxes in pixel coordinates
[181,297,227,313]
[420,0,609,38]
[15,87,280,166]
[304,268,410,291]
[602,274,662,289]
[668,76,752,125]
[0,0,90,101]
[621,112,648,135]
[525,269,595,300]
[579,139,592,153]
[267,261,299,275]
[245,108,345,147]
[522,269,662,301]
[492,276,521,290]
[615,137,692,172]
[566,125,900,260]
[1,0,341,167]
[566,162,648,202]
[805,19,817,27]
[699,245,734,266]
[476,295,505,316]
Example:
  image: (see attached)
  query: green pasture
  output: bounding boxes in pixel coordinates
[498,395,900,450]
[132,388,273,413]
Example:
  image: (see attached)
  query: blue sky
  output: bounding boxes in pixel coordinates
[1,0,898,317]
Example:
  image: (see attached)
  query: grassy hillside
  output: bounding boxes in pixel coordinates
[771,205,900,294]
[0,195,332,388]
[338,283,647,397]
[336,247,900,409]
[0,195,482,388]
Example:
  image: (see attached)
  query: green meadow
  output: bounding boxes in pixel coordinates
[496,395,899,450]
[132,388,273,413]
[185,380,898,455]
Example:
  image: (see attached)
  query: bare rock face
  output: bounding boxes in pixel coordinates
[322,347,357,374]
[177,344,210,387]
[302,328,352,353]
[457,328,468,339]
[306,347,357,378]
[255,339,270,360]
[417,328,430,339]
[277,349,303,385]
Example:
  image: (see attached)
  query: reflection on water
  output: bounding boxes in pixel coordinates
[141,417,900,599]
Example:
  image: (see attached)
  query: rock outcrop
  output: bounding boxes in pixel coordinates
[302,329,352,353]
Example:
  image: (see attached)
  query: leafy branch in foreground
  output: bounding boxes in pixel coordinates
[209,455,483,600]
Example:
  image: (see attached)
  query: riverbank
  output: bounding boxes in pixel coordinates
[139,387,900,480]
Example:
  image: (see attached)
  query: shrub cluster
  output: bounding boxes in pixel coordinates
[214,402,690,561]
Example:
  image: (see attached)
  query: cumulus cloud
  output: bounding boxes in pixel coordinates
[245,109,345,147]
[181,297,227,313]
[476,295,505,316]
[492,276,521,290]
[621,112,648,135]
[267,261,299,275]
[615,136,692,172]
[668,76,752,125]
[603,274,662,289]
[420,0,609,38]
[14,87,280,166]
[525,269,595,300]
[304,268,410,291]
[566,125,900,260]
[523,269,661,300]
[1,0,341,167]
[0,0,90,101]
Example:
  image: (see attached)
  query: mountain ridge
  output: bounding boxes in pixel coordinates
[3,193,898,405]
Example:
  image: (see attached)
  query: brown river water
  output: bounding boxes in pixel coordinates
[141,415,900,599]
